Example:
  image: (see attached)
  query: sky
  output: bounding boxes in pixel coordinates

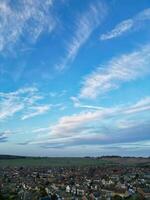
[0,0,150,157]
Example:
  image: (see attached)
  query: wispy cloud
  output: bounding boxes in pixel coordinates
[116,118,150,129]
[71,96,105,110]
[100,8,150,40]
[32,123,150,149]
[79,44,150,99]
[21,105,51,120]
[0,0,55,53]
[32,127,51,134]
[124,97,150,114]
[30,108,116,145]
[30,96,150,148]
[0,87,51,121]
[49,90,67,98]
[55,1,107,71]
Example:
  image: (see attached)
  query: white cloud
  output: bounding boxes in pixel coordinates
[0,92,24,120]
[124,97,150,114]
[21,105,51,120]
[30,107,116,145]
[100,8,150,40]
[116,119,150,129]
[32,127,51,134]
[0,87,51,121]
[0,0,55,53]
[30,96,150,147]
[50,109,111,136]
[49,90,67,98]
[101,19,133,40]
[79,44,150,99]
[56,1,107,71]
[71,96,105,110]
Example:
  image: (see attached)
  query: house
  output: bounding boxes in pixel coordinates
[66,185,71,193]
[137,187,150,199]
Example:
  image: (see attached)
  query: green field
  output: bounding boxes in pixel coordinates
[0,157,114,167]
[0,156,149,167]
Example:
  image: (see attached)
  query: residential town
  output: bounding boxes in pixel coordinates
[0,0,150,199]
[0,164,149,200]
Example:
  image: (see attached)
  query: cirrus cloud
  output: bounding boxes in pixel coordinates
[55,1,107,71]
[79,44,150,99]
[0,0,55,53]
[100,8,150,40]
[0,86,51,121]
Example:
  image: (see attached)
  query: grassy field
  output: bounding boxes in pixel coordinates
[0,157,114,167]
[0,156,149,167]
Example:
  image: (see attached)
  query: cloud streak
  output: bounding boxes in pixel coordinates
[0,0,55,53]
[100,8,150,40]
[21,105,51,120]
[79,44,150,99]
[30,96,150,148]
[56,1,107,71]
[0,87,51,121]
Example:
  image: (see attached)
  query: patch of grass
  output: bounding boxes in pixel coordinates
[0,157,114,167]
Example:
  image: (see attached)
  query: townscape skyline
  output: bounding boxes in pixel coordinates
[0,0,150,156]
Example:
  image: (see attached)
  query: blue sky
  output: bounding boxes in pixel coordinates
[0,0,150,156]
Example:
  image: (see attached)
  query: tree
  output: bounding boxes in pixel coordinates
[0,191,4,200]
[112,195,123,200]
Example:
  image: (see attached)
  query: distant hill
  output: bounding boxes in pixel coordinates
[99,156,150,166]
[0,155,26,159]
